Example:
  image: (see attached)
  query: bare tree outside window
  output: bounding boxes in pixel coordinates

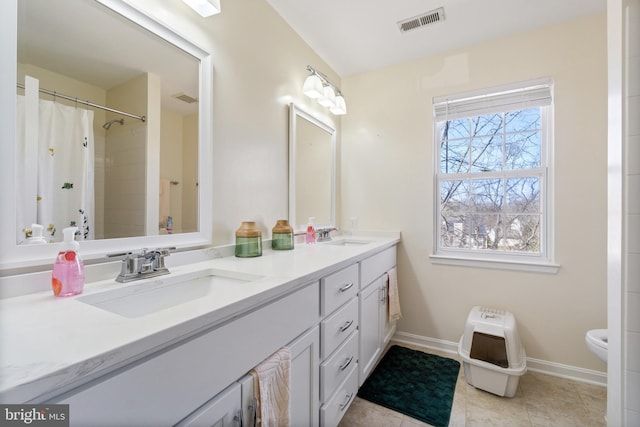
[438,108,543,254]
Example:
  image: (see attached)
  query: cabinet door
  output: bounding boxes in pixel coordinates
[358,276,384,386]
[289,326,320,427]
[175,383,242,427]
[382,286,397,346]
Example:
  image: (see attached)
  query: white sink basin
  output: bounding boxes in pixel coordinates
[77,268,262,318]
[325,238,372,246]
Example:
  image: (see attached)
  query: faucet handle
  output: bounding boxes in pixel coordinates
[316,226,339,242]
[146,246,174,271]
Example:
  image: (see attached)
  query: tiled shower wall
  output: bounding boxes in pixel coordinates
[626,0,640,424]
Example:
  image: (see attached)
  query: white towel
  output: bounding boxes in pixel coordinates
[386,267,402,322]
[250,348,291,427]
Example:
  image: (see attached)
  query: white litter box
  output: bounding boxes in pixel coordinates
[458,306,526,397]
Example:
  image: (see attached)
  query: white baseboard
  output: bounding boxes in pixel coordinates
[392,331,607,387]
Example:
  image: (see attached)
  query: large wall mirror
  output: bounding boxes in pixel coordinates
[288,103,336,230]
[0,0,213,270]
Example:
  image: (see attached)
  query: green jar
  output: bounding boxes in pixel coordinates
[235,222,262,257]
[272,219,294,250]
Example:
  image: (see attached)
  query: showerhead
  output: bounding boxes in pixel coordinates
[103,118,124,130]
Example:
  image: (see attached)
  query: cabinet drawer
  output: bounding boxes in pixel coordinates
[57,282,319,426]
[320,330,358,401]
[321,263,359,316]
[320,366,358,427]
[360,246,396,288]
[321,297,358,359]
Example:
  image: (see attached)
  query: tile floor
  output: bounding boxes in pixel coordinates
[339,343,607,427]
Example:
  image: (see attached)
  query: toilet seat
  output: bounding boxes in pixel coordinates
[585,329,608,363]
[586,329,608,349]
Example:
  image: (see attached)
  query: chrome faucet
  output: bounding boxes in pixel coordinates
[316,226,339,242]
[109,247,173,283]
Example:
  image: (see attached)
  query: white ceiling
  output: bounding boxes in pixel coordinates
[264,0,607,77]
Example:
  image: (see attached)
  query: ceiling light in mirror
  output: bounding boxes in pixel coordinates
[183,0,221,17]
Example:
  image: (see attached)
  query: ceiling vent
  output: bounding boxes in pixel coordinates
[173,93,198,104]
[398,7,445,33]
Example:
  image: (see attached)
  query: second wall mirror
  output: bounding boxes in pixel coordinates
[288,103,336,230]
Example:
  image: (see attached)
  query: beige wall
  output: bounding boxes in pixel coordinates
[128,0,341,242]
[341,14,608,371]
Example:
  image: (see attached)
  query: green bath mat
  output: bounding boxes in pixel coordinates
[358,345,460,427]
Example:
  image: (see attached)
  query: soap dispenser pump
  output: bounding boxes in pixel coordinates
[51,227,85,297]
[24,223,47,245]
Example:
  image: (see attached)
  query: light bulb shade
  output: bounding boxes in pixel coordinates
[330,95,347,115]
[317,86,337,108]
[183,0,221,17]
[302,75,324,99]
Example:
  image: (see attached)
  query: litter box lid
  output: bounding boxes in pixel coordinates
[460,306,526,369]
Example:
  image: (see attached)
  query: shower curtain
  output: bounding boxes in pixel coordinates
[16,95,95,243]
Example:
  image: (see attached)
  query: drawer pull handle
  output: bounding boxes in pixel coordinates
[233,408,243,426]
[339,282,354,292]
[339,355,354,371]
[339,392,355,411]
[339,320,354,332]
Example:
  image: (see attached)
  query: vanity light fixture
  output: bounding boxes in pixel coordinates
[330,94,347,115]
[302,74,324,99]
[303,65,347,115]
[182,0,221,17]
[318,85,337,108]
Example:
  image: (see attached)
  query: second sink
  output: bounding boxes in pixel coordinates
[325,238,372,246]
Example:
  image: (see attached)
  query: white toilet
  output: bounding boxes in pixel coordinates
[585,329,608,363]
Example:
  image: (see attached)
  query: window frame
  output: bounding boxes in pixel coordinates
[430,79,559,274]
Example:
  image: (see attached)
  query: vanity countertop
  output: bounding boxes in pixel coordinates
[0,232,399,403]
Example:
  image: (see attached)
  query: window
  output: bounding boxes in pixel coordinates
[431,79,557,272]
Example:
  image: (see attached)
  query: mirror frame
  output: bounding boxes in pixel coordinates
[288,103,336,230]
[0,0,213,271]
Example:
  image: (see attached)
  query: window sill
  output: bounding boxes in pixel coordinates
[429,254,560,274]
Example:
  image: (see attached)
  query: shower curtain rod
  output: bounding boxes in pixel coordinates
[16,83,146,123]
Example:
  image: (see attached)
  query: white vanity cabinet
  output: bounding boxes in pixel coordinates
[10,239,401,427]
[55,282,320,427]
[319,263,360,427]
[358,245,397,386]
[175,381,245,427]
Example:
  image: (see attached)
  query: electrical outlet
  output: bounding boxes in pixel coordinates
[349,217,358,230]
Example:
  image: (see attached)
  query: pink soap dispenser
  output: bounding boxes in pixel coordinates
[51,227,85,297]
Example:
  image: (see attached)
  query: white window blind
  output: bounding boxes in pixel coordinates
[433,78,553,122]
